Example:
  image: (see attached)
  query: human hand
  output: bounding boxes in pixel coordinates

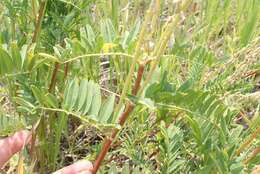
[0,130,31,168]
[0,130,93,174]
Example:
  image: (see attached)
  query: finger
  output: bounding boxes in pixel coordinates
[53,160,93,174]
[0,130,32,168]
[78,171,92,174]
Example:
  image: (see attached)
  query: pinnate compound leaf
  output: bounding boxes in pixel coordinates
[63,79,115,124]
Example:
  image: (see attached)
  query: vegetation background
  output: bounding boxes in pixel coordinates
[0,0,259,173]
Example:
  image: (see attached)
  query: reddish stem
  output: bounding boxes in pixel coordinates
[132,63,145,95]
[92,62,146,173]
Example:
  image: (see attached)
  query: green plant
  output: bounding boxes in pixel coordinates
[0,0,259,173]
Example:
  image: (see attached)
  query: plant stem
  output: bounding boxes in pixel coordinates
[63,52,134,64]
[64,63,69,80]
[32,0,48,43]
[92,61,154,174]
[93,1,189,172]
[34,107,119,131]
[92,3,160,169]
[11,19,16,40]
[92,81,138,174]
[92,16,183,174]
[48,62,60,92]
[132,62,145,95]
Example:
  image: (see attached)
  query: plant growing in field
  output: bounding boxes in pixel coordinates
[0,0,259,173]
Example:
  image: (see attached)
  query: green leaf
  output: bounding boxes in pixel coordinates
[89,83,102,118]
[77,79,89,111]
[31,85,46,106]
[64,11,76,27]
[45,93,59,108]
[138,98,155,110]
[229,125,243,143]
[0,47,14,75]
[185,115,202,145]
[239,1,259,47]
[132,167,141,174]
[14,97,35,109]
[0,114,25,137]
[168,160,185,173]
[64,79,78,110]
[82,80,94,115]
[81,24,96,49]
[69,81,79,111]
[230,163,244,174]
[121,163,130,174]
[121,20,141,50]
[108,163,117,174]
[100,19,115,43]
[27,54,38,71]
[22,44,36,70]
[53,46,61,58]
[20,44,28,68]
[10,42,22,70]
[99,94,115,123]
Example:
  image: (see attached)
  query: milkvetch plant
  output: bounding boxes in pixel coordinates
[0,0,259,173]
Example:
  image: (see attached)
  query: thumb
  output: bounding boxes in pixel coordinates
[0,130,31,168]
[53,160,93,174]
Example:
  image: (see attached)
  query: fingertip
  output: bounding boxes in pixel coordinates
[15,130,32,140]
[75,160,93,170]
[0,130,32,168]
[78,171,92,174]
[53,160,93,174]
[10,130,32,152]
